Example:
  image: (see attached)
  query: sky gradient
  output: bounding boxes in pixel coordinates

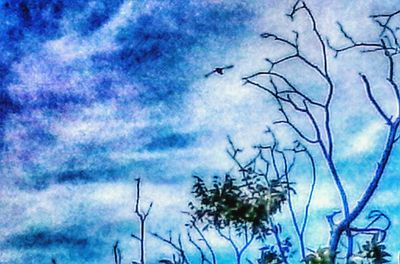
[1,0,400,263]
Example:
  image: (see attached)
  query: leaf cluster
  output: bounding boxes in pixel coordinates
[257,238,292,264]
[189,168,290,239]
[302,248,330,264]
[350,240,391,264]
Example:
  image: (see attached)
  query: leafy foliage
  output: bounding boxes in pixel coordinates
[350,240,391,264]
[187,133,299,263]
[257,238,292,264]
[258,248,282,264]
[189,168,290,239]
[303,248,330,264]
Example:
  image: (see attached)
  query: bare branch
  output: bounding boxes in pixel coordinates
[286,1,329,74]
[152,232,190,264]
[113,241,122,264]
[370,9,400,37]
[183,212,217,264]
[216,228,254,264]
[131,233,141,241]
[270,221,289,264]
[244,72,325,108]
[359,73,392,123]
[133,178,153,264]
[187,230,211,264]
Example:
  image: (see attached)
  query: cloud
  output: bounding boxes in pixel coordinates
[51,102,149,143]
[0,181,192,263]
[0,0,262,192]
[344,121,385,157]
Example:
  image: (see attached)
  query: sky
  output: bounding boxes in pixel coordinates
[1,0,400,263]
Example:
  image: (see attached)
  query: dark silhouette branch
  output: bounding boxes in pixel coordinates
[359,74,392,123]
[216,228,254,264]
[113,241,122,264]
[270,221,289,264]
[152,232,190,264]
[183,211,217,264]
[191,223,217,264]
[133,178,153,264]
[277,140,317,260]
[287,1,329,75]
[370,9,400,38]
[245,67,352,257]
[187,230,212,264]
[350,210,391,247]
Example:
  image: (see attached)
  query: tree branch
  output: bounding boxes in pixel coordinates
[359,74,392,124]
[152,232,190,264]
[133,178,153,264]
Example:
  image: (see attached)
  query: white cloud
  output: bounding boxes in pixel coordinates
[295,181,338,211]
[52,102,149,143]
[0,181,185,242]
[344,121,385,157]
[371,189,400,207]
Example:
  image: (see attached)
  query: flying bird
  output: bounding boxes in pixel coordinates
[204,65,234,78]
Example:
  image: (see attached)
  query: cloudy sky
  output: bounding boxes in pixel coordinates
[1,0,400,263]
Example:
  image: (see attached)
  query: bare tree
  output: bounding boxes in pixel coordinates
[243,1,399,262]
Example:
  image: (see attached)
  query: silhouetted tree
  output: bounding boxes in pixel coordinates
[188,129,316,263]
[242,1,397,262]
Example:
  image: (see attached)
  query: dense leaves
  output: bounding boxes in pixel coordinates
[185,133,298,264]
[258,239,292,264]
[189,170,289,239]
[350,240,391,264]
[303,248,330,264]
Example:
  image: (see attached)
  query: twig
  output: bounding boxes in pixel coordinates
[133,178,153,264]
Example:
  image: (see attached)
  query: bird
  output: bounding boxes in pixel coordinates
[204,65,234,78]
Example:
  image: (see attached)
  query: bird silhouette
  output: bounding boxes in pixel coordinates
[204,65,234,78]
[51,258,57,264]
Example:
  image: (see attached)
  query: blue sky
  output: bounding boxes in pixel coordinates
[1,0,400,263]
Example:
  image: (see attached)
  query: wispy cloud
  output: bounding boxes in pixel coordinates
[343,121,385,157]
